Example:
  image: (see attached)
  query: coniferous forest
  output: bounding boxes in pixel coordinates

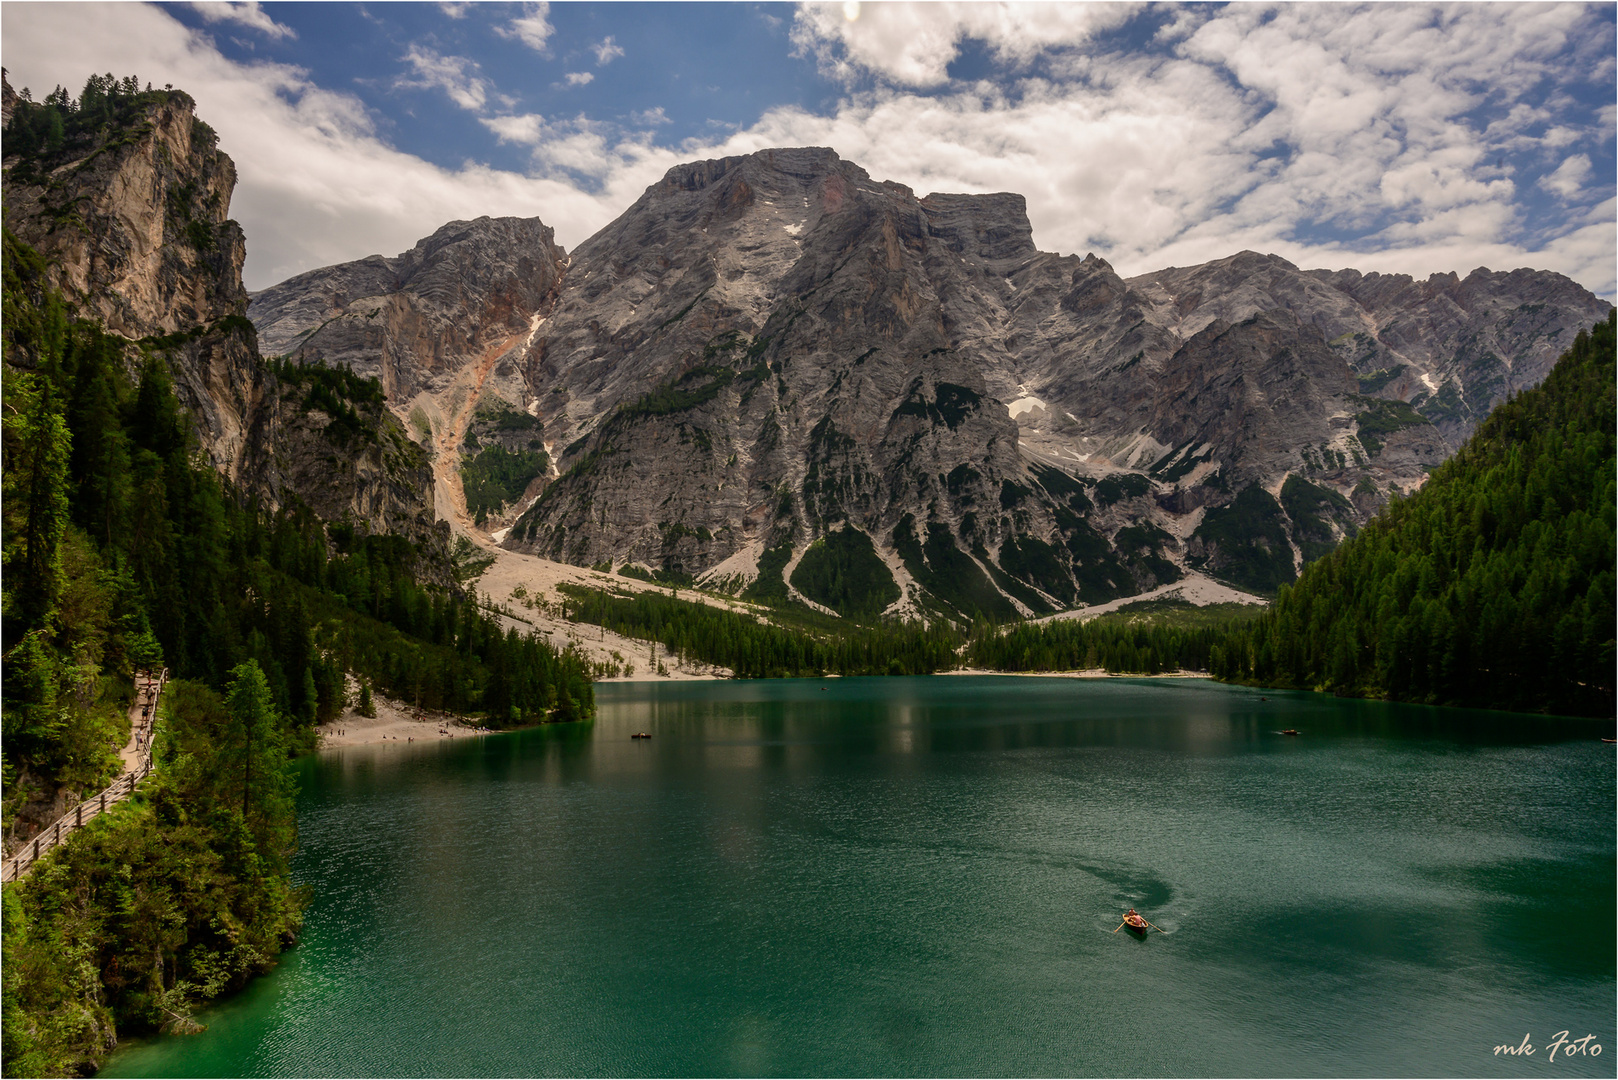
[1,91,594,1068]
[558,585,962,678]
[1209,312,1615,716]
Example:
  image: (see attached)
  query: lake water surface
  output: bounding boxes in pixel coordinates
[104,677,1614,1077]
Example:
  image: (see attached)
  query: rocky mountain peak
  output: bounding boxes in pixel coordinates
[251,214,565,403]
[248,145,1610,615]
[919,191,1035,263]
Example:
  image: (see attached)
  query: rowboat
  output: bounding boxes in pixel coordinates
[1122,909,1149,934]
[631,732,651,739]
[1281,729,1300,736]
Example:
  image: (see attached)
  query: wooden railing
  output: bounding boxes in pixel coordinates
[2,669,167,885]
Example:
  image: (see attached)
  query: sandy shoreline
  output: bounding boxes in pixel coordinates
[316,687,503,749]
[315,669,1214,750]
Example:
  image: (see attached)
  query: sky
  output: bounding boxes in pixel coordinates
[3,2,1613,298]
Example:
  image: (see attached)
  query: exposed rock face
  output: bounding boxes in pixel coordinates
[1,73,440,549]
[262,368,438,542]
[251,147,1611,611]
[1,79,269,480]
[1135,252,1608,446]
[1,92,248,338]
[249,217,567,404]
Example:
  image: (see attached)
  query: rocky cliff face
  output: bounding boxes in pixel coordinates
[1134,252,1604,446]
[250,216,567,405]
[2,75,269,480]
[249,216,567,547]
[1,73,440,551]
[250,147,1611,614]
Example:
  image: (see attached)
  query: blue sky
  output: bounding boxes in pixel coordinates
[4,3,1614,298]
[150,3,841,180]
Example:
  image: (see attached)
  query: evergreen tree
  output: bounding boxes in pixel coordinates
[1214,312,1615,716]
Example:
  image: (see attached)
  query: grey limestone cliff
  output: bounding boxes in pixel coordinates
[250,216,567,405]
[1,72,440,549]
[249,146,1611,613]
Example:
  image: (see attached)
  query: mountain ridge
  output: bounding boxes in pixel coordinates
[248,146,1611,618]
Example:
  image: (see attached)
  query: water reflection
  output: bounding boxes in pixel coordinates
[103,676,1612,1080]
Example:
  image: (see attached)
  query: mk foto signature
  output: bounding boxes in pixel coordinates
[1495,1032,1603,1061]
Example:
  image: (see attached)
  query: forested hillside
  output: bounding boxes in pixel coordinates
[1,78,597,1072]
[1210,312,1615,716]
[558,585,961,678]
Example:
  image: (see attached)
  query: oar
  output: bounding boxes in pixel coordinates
[1144,919,1166,933]
[1112,921,1127,933]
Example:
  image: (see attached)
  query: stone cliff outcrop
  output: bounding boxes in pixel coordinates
[1,72,441,551]
[249,146,1612,613]
[250,216,567,404]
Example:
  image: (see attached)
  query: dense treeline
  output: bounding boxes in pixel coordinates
[460,445,549,524]
[280,521,595,722]
[1211,313,1615,716]
[559,586,961,678]
[3,226,594,737]
[2,209,592,1074]
[4,667,304,1074]
[3,73,199,184]
[966,614,1242,675]
[268,357,384,448]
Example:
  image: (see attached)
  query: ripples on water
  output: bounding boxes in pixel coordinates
[104,677,1614,1078]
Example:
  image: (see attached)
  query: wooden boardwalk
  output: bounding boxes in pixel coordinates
[1,669,167,885]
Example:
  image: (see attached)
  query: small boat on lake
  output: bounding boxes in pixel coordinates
[631,732,651,739]
[1122,909,1150,935]
[1281,729,1300,736]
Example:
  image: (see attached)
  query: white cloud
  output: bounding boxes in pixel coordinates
[780,1,1615,297]
[397,46,490,112]
[592,36,625,65]
[481,113,545,145]
[791,0,1138,87]
[563,71,594,87]
[1539,125,1581,150]
[0,4,649,288]
[498,2,554,53]
[1,2,1610,303]
[1539,154,1593,201]
[184,2,295,40]
[438,3,469,18]
[478,111,674,184]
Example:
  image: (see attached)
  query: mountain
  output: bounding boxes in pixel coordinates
[1211,311,1615,716]
[249,147,1611,617]
[0,71,442,552]
[248,216,566,407]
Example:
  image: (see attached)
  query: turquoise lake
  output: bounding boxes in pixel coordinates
[103,676,1615,1077]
